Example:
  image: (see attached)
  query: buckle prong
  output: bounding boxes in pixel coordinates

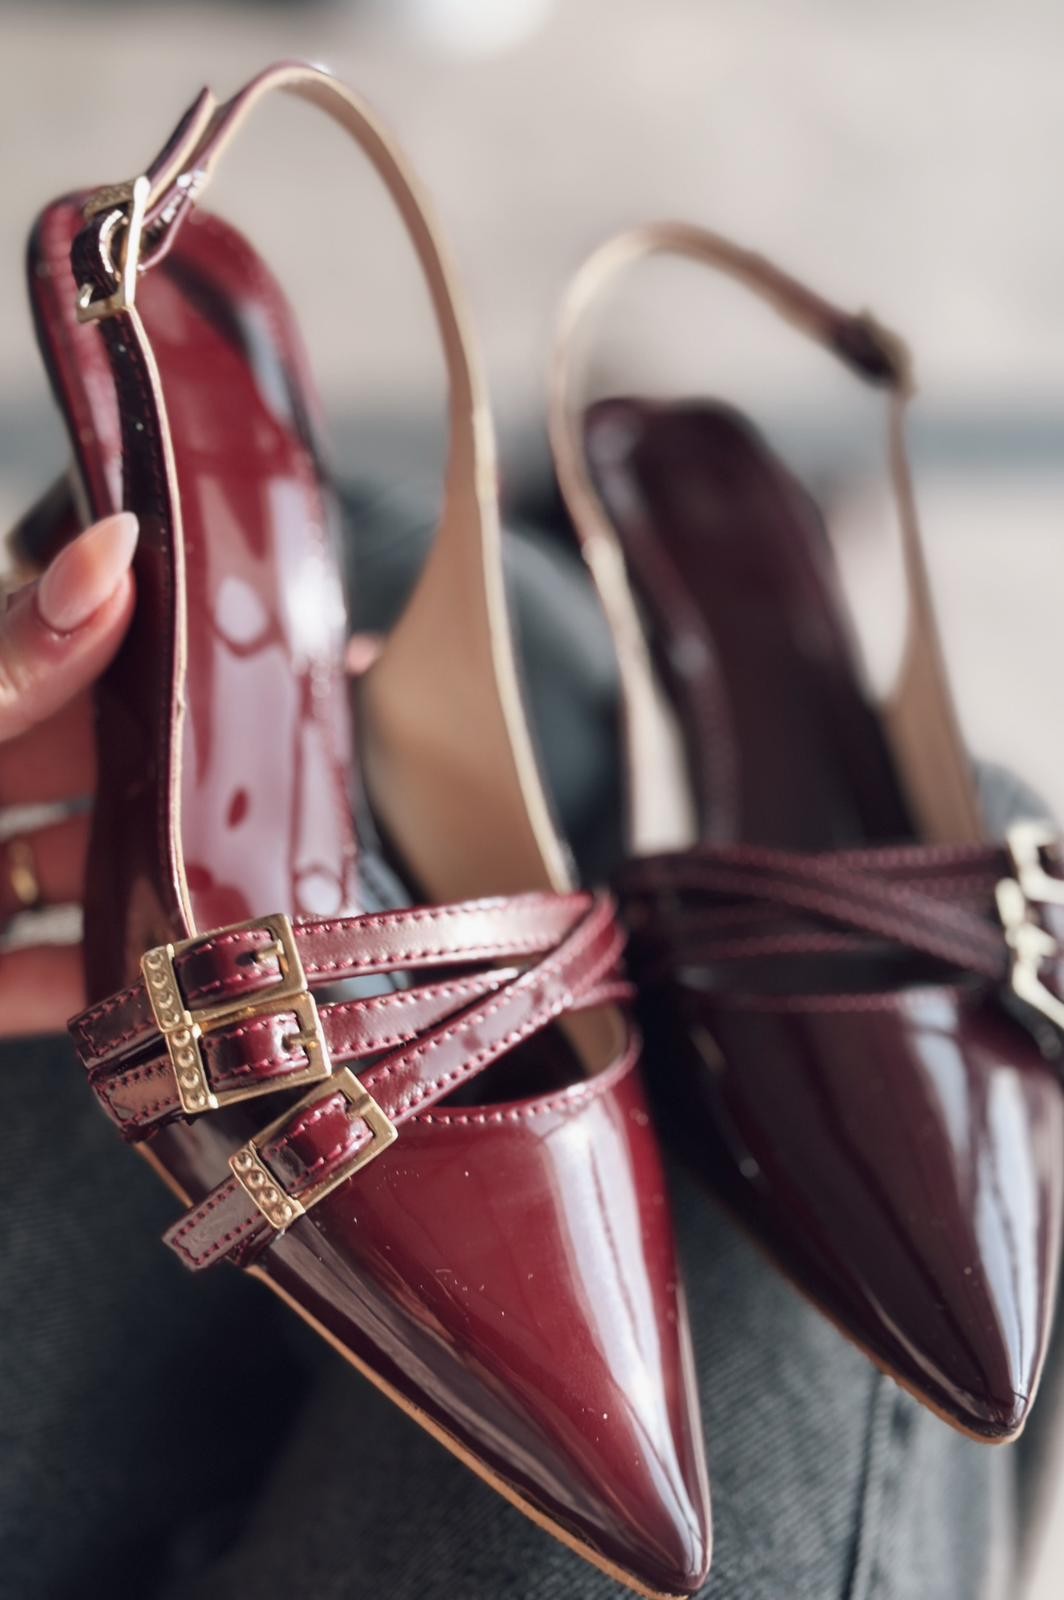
[281,1028,326,1059]
[247,940,285,966]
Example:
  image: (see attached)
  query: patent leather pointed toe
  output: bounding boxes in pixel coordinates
[32,65,709,1595]
[636,952,1062,1440]
[255,1060,710,1592]
[549,223,1064,1438]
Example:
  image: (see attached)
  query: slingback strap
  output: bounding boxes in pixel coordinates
[71,61,484,432]
[69,892,628,1140]
[621,822,1064,1051]
[549,222,984,848]
[68,59,568,934]
[147,891,628,1271]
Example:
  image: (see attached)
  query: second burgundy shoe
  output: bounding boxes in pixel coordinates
[549,221,1064,1442]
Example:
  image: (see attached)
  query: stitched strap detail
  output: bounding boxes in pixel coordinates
[72,894,591,1070]
[92,969,514,1136]
[621,841,1031,993]
[69,892,616,1139]
[161,892,627,1271]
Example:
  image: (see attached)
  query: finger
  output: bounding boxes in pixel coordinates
[0,693,95,806]
[0,513,138,746]
[0,942,85,1037]
[0,815,90,920]
[345,632,383,676]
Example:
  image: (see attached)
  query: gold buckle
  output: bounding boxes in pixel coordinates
[1004,821,1064,908]
[141,914,332,1117]
[76,175,150,324]
[228,1068,398,1233]
[996,822,1064,1035]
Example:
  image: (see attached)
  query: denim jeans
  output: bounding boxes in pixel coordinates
[0,1039,1019,1600]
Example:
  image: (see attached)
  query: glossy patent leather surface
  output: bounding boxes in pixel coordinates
[144,214,360,937]
[585,395,1064,1442]
[34,67,709,1596]
[265,1059,709,1592]
[646,976,1062,1438]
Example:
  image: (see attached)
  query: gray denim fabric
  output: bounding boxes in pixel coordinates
[0,1052,1019,1600]
[0,486,1045,1599]
[188,1180,1017,1600]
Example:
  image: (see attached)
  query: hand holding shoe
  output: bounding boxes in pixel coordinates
[0,513,137,1035]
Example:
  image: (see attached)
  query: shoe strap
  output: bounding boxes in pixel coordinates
[71,892,626,1134]
[68,891,630,1269]
[70,59,569,927]
[622,826,1064,1043]
[624,841,1009,980]
[161,891,627,1271]
[549,221,983,849]
[75,59,491,519]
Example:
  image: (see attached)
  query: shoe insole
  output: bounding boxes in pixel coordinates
[585,397,916,852]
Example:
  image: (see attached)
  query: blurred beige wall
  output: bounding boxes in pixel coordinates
[2,1,1062,414]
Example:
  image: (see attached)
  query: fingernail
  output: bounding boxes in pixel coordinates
[36,513,139,635]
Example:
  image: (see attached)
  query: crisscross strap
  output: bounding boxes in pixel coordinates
[142,891,626,1271]
[621,841,1023,989]
[70,892,627,1138]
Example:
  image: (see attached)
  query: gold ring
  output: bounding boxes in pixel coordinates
[6,837,41,911]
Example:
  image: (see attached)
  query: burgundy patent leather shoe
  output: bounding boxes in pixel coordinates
[32,68,709,1595]
[549,223,1064,1441]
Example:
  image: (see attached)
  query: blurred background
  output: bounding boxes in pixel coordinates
[0,1,1061,1593]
